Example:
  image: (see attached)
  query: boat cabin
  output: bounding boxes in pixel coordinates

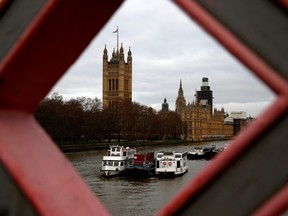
[101,145,136,177]
[155,151,188,175]
[107,145,135,157]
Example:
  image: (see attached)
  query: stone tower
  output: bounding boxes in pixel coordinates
[195,77,213,114]
[102,44,132,109]
[175,80,186,114]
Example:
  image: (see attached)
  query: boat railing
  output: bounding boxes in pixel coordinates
[134,158,154,165]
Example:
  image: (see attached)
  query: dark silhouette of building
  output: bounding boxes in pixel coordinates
[195,77,213,115]
[162,98,169,111]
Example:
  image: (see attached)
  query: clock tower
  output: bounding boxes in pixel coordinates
[195,77,213,114]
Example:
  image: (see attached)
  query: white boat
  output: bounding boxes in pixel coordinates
[155,151,188,176]
[101,145,136,177]
[187,145,217,160]
[187,147,206,159]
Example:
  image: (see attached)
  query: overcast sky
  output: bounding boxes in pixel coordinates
[49,0,276,117]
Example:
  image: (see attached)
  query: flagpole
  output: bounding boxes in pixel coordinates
[117,26,119,53]
[113,26,119,54]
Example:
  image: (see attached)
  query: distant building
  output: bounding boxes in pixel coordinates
[162,98,169,112]
[226,111,252,135]
[102,44,132,110]
[175,78,234,141]
[175,80,186,114]
[195,77,213,115]
[230,111,247,119]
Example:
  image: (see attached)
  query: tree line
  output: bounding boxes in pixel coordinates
[35,93,185,145]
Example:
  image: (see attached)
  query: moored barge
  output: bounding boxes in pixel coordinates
[127,152,155,176]
[155,151,188,176]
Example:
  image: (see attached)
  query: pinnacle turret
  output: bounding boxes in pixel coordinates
[178,79,184,97]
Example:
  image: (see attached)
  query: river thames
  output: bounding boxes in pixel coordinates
[66,140,229,216]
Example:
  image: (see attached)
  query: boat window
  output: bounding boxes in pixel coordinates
[108,161,113,166]
[114,161,118,166]
[117,147,121,151]
[175,154,181,158]
[120,162,123,166]
[156,161,160,168]
[157,153,163,158]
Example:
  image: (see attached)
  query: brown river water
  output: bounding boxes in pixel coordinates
[65,140,229,216]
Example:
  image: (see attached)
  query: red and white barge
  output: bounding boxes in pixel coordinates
[126,152,155,176]
[155,151,188,176]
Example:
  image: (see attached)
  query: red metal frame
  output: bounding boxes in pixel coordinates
[252,184,288,216]
[158,1,288,215]
[0,0,9,12]
[0,1,123,215]
[278,0,288,9]
[0,1,287,215]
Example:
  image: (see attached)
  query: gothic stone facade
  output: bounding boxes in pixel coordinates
[102,44,132,109]
[176,78,233,141]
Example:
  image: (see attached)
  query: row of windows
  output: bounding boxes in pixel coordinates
[108,79,130,91]
[102,160,124,166]
[109,101,118,110]
[109,79,118,91]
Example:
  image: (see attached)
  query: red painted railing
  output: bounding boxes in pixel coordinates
[0,1,287,215]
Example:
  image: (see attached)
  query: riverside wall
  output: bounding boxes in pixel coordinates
[58,137,231,153]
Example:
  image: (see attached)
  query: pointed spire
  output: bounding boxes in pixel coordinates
[112,48,116,60]
[104,44,107,53]
[103,44,108,60]
[178,79,184,96]
[175,79,186,113]
[128,46,132,56]
[127,46,132,62]
[119,43,124,60]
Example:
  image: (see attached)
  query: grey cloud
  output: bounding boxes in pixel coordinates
[50,0,275,117]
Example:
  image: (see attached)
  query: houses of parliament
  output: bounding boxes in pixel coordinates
[102,44,132,110]
[175,78,236,141]
[102,44,248,141]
